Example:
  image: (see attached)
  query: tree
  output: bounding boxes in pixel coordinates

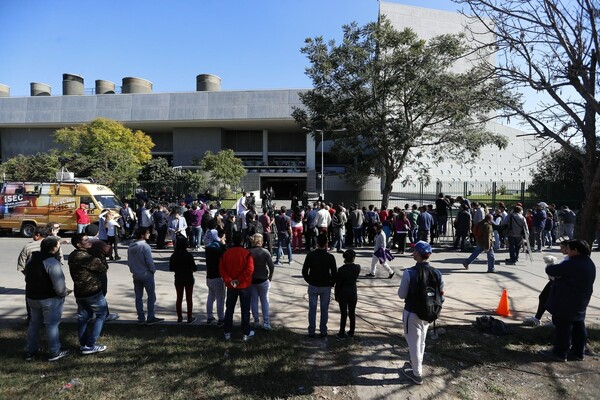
[0,151,61,181]
[529,148,584,207]
[198,149,246,191]
[457,0,599,242]
[54,118,154,187]
[293,18,514,207]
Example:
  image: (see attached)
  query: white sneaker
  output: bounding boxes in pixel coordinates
[242,330,255,341]
[523,316,541,326]
[224,332,231,341]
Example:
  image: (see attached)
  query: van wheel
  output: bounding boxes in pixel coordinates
[21,223,36,238]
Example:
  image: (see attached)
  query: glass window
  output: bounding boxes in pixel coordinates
[94,195,123,210]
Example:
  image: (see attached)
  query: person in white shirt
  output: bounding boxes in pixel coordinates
[168,208,188,247]
[316,203,332,234]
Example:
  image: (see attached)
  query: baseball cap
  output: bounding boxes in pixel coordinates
[414,241,432,256]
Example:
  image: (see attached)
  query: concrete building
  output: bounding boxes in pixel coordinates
[0,3,536,203]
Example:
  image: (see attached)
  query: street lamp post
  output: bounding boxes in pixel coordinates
[303,127,346,201]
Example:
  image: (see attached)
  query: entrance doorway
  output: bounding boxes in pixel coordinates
[261,178,306,200]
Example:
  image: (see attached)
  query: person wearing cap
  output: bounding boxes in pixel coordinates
[397,240,444,385]
[462,214,496,273]
[75,203,91,234]
[334,249,361,340]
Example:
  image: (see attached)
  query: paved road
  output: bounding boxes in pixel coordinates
[2,235,599,398]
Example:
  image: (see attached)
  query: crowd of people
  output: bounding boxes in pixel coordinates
[17,191,596,387]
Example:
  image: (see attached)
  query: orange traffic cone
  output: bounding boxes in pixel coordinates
[496,289,511,317]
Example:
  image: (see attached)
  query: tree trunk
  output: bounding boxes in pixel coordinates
[381,174,394,210]
[575,165,600,245]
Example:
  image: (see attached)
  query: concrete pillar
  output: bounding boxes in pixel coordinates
[196,74,221,91]
[306,133,316,170]
[122,77,152,94]
[0,84,9,97]
[262,129,269,165]
[62,73,84,95]
[30,82,51,96]
[95,80,116,94]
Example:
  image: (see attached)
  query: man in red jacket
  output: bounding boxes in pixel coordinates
[219,231,255,341]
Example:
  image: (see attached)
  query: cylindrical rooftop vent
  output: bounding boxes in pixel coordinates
[95,79,116,94]
[0,83,9,97]
[196,74,221,91]
[31,82,51,96]
[62,73,84,95]
[122,77,152,94]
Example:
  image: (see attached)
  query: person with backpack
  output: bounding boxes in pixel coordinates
[397,241,444,385]
[462,214,496,273]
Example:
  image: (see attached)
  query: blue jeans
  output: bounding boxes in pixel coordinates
[77,223,88,234]
[465,245,496,271]
[76,292,107,347]
[190,226,202,248]
[307,285,331,336]
[437,215,448,236]
[251,280,271,325]
[508,236,522,262]
[133,275,156,322]
[206,277,226,321]
[224,286,252,335]
[352,227,363,247]
[26,296,64,355]
[276,233,292,264]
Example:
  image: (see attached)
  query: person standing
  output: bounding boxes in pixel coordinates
[274,206,293,265]
[435,193,450,238]
[24,237,70,362]
[365,223,395,278]
[69,233,109,355]
[302,234,337,338]
[187,202,204,250]
[249,233,275,330]
[503,206,529,265]
[220,231,255,341]
[531,203,547,252]
[541,239,596,361]
[462,214,496,273]
[105,211,121,261]
[169,237,197,323]
[205,231,227,326]
[153,204,169,249]
[334,249,361,340]
[397,241,444,385]
[349,204,365,248]
[168,207,188,247]
[75,203,91,234]
[128,228,164,325]
[416,206,434,243]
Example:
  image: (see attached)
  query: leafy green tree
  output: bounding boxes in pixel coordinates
[459,0,600,243]
[529,148,584,207]
[0,151,61,181]
[54,118,154,187]
[198,149,246,191]
[139,157,178,184]
[179,170,208,196]
[293,18,514,207]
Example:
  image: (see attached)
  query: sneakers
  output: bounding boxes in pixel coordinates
[206,317,216,325]
[216,320,225,327]
[25,352,37,361]
[523,316,541,326]
[462,262,469,270]
[401,367,423,385]
[48,350,69,362]
[262,323,273,331]
[146,317,165,325]
[539,349,567,362]
[242,330,255,342]
[388,271,395,279]
[105,313,120,322]
[224,332,231,341]
[365,273,375,278]
[187,316,197,324]
[335,332,347,341]
[80,344,107,355]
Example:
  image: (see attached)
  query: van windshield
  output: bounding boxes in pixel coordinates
[94,195,123,210]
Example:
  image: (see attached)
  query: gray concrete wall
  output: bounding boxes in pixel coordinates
[172,127,222,166]
[1,128,59,159]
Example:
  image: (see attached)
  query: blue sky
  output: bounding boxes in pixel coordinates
[0,0,461,96]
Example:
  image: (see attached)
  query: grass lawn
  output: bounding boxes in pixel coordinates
[1,320,598,399]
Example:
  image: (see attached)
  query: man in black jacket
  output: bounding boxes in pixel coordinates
[69,233,109,355]
[302,234,337,338]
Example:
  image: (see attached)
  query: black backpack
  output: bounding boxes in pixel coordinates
[413,264,443,323]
